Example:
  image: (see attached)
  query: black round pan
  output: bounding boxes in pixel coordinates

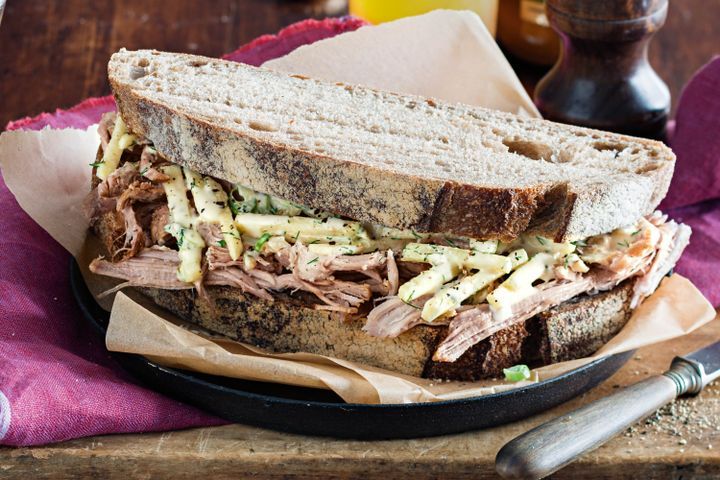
[70,260,632,439]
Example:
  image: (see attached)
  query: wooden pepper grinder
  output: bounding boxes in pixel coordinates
[534,0,670,139]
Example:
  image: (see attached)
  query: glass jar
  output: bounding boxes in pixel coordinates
[497,0,559,65]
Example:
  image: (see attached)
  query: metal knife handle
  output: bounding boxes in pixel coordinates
[496,360,701,480]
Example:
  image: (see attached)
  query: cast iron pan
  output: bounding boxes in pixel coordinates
[71,260,633,439]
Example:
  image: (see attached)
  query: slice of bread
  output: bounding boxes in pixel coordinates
[109,49,675,242]
[139,280,633,380]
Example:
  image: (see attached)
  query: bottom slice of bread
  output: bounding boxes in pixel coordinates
[140,281,633,381]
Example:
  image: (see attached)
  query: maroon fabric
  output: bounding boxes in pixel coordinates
[662,56,720,210]
[662,56,720,307]
[222,16,368,66]
[0,17,364,447]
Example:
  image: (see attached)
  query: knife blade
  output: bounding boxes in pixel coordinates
[496,340,720,480]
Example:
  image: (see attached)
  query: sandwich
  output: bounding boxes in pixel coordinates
[85,49,690,380]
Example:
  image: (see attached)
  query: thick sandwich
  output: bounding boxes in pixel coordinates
[85,49,690,380]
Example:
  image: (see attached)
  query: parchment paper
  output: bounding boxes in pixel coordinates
[265,10,540,117]
[0,10,715,404]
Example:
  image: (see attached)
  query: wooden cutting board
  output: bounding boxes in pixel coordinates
[1,314,718,479]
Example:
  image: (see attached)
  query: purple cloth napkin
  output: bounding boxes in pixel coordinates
[0,17,365,447]
[662,56,720,307]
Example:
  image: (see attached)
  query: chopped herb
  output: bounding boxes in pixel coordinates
[536,236,547,246]
[401,294,421,310]
[190,179,197,189]
[217,239,227,248]
[617,239,630,248]
[631,229,641,236]
[307,257,319,265]
[571,240,588,248]
[445,237,458,248]
[503,364,531,382]
[254,232,272,252]
[89,161,104,168]
[177,229,185,248]
[411,230,422,240]
[228,189,241,215]
[140,166,150,176]
[390,237,401,241]
[221,230,241,239]
[308,239,321,245]
[293,231,300,243]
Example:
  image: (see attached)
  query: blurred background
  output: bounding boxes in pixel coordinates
[0,0,716,128]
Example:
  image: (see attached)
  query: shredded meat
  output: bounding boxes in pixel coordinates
[631,221,691,307]
[328,251,386,281]
[98,162,140,199]
[197,222,223,245]
[117,181,165,210]
[205,268,273,301]
[139,146,171,183]
[89,246,190,289]
[363,296,426,338]
[205,246,242,270]
[119,205,147,258]
[149,204,172,245]
[386,250,399,296]
[275,274,372,310]
[98,111,116,151]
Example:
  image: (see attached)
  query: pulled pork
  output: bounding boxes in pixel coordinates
[87,112,396,313]
[365,213,687,363]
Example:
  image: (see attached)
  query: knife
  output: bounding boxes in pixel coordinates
[495,341,720,479]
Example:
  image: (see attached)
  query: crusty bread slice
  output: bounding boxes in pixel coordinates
[139,281,633,380]
[108,49,674,241]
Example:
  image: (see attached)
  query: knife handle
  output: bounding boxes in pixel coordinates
[496,360,701,480]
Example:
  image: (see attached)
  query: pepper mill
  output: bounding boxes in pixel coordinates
[534,0,670,139]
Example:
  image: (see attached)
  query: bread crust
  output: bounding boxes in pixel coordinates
[108,50,675,242]
[139,280,634,381]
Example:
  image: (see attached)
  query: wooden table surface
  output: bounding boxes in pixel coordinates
[1,1,719,478]
[2,317,718,479]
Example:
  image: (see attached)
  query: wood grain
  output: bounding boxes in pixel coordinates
[0,0,346,129]
[1,317,718,479]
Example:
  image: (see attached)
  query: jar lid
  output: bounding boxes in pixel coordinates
[546,0,667,21]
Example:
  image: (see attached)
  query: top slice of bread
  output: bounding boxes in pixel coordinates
[109,49,675,241]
